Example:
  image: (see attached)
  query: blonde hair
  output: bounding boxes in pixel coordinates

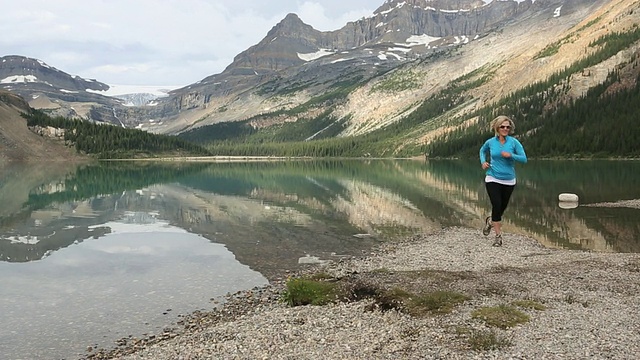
[491,115,515,135]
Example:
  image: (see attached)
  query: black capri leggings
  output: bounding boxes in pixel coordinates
[485,182,515,222]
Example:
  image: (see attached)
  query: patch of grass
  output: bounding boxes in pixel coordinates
[408,290,470,315]
[467,329,512,351]
[365,288,469,315]
[363,287,409,312]
[534,42,562,59]
[340,281,382,303]
[477,283,509,296]
[370,69,421,93]
[512,300,546,311]
[281,270,470,318]
[576,16,602,33]
[471,304,530,329]
[281,277,338,306]
[533,33,578,60]
[387,287,413,298]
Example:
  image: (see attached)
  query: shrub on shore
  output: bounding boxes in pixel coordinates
[471,304,530,329]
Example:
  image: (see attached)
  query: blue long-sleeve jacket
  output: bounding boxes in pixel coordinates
[479,136,527,180]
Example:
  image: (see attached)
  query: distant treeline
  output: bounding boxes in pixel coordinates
[22,110,211,158]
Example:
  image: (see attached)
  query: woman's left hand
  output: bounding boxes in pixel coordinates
[501,151,511,158]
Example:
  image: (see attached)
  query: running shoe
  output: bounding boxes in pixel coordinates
[482,216,492,236]
[492,234,503,247]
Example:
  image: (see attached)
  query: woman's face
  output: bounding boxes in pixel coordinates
[498,120,511,135]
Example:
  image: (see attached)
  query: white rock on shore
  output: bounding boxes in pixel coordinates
[108,227,640,360]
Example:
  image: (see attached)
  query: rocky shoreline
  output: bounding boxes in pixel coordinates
[84,226,640,360]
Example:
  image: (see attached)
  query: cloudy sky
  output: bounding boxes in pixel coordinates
[1,1,377,87]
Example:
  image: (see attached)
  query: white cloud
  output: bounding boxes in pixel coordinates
[0,0,375,86]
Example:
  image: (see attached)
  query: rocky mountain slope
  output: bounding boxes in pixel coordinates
[0,55,119,121]
[0,55,141,126]
[0,90,88,164]
[2,0,638,154]
[133,0,637,143]
[134,0,541,134]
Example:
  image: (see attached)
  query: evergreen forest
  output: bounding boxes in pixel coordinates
[22,110,211,159]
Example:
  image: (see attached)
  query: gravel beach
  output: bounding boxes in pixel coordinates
[85,226,640,360]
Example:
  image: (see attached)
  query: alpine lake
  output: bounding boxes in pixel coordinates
[1,159,639,359]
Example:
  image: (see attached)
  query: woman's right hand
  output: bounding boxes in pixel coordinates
[482,162,490,170]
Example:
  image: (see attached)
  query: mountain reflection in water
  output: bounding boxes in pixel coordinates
[0,159,639,359]
[0,213,267,360]
[2,160,640,264]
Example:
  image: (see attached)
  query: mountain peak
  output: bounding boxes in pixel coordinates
[282,13,302,23]
[267,13,315,38]
[0,55,109,92]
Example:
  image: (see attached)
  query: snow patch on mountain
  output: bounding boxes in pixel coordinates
[87,84,181,106]
[1,75,38,83]
[405,34,441,46]
[88,84,180,97]
[298,49,336,62]
[554,6,563,17]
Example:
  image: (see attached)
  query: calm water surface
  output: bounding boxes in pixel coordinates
[1,160,639,359]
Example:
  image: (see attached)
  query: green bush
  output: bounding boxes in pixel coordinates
[472,304,530,329]
[468,329,512,351]
[409,290,470,315]
[281,277,337,306]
